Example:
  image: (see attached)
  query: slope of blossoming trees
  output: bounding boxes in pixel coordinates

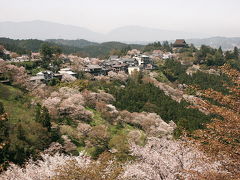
[0,137,228,180]
[185,64,240,178]
[0,45,240,179]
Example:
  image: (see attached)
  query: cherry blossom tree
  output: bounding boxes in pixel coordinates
[127,49,141,56]
[108,71,128,83]
[70,57,85,72]
[43,87,92,121]
[0,153,91,180]
[121,137,225,180]
[0,60,31,89]
[61,74,77,82]
[118,111,175,137]
[81,90,115,108]
[77,122,92,136]
[95,75,110,82]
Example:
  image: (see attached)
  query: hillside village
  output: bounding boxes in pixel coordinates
[0,38,240,179]
[0,40,180,84]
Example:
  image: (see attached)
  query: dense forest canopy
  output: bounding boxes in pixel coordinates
[0,38,144,58]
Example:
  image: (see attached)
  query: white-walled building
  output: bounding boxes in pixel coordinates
[128,66,140,75]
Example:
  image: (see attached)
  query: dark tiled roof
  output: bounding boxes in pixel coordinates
[121,58,136,62]
[173,39,187,45]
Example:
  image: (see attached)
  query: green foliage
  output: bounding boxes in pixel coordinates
[1,114,51,165]
[40,43,54,60]
[207,49,225,66]
[120,45,132,56]
[173,118,189,138]
[56,116,77,126]
[87,125,110,159]
[111,80,211,132]
[47,40,143,58]
[227,59,240,71]
[0,84,53,165]
[225,50,235,60]
[162,41,172,52]
[0,101,4,114]
[50,126,61,142]
[194,45,215,64]
[162,59,187,82]
[233,46,239,60]
[144,41,162,52]
[0,37,143,58]
[48,78,60,86]
[76,42,142,58]
[0,114,8,143]
[0,84,35,123]
[179,71,232,94]
[144,41,172,52]
[161,59,232,94]
[194,45,227,66]
[0,37,80,55]
[89,109,107,126]
[7,121,51,164]
[38,43,65,70]
[0,38,31,55]
[52,46,62,56]
[111,46,132,57]
[0,113,9,167]
[178,44,197,53]
[40,43,62,61]
[108,132,131,161]
[47,39,99,48]
[185,86,197,95]
[11,61,43,75]
[35,104,51,131]
[154,70,170,83]
[0,47,10,60]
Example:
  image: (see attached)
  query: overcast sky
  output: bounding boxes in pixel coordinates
[1,0,240,36]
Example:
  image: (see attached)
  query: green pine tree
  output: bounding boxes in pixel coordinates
[0,101,4,115]
[41,107,51,131]
[233,47,239,60]
[35,104,51,131]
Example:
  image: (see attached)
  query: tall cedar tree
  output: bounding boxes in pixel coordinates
[35,104,51,131]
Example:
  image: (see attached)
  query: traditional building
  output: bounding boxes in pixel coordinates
[30,71,62,83]
[59,68,77,77]
[85,64,103,76]
[120,58,138,67]
[109,55,119,61]
[173,39,188,48]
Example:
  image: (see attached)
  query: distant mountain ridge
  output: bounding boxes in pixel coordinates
[186,37,240,50]
[0,20,209,42]
[0,20,102,41]
[107,25,208,42]
[47,37,240,51]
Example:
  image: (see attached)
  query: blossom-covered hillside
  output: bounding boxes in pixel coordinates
[0,42,240,179]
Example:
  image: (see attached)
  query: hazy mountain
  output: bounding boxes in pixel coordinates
[0,20,103,41]
[107,26,209,42]
[0,20,209,42]
[1,21,240,49]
